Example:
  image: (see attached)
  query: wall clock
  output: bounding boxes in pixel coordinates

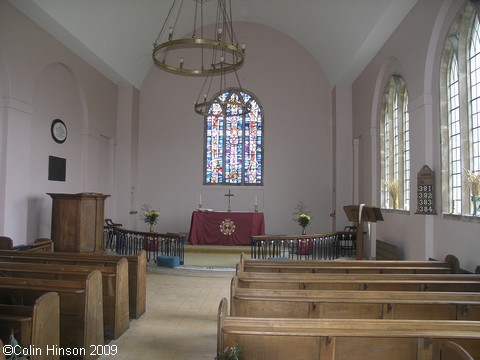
[51,119,67,144]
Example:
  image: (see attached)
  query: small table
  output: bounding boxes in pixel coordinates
[188,211,265,246]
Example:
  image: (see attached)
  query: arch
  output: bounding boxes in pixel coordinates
[370,56,406,205]
[37,62,89,129]
[29,61,89,237]
[424,0,461,98]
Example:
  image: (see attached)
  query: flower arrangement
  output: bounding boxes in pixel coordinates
[464,169,480,197]
[384,179,399,209]
[141,205,160,231]
[297,213,311,228]
[293,201,311,234]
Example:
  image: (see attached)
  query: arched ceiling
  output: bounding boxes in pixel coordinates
[9,0,418,89]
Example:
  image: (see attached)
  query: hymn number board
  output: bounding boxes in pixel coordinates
[415,165,437,215]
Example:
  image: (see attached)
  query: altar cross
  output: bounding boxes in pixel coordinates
[224,189,234,212]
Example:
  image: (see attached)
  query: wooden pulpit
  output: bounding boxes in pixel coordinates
[343,204,383,260]
[48,192,109,253]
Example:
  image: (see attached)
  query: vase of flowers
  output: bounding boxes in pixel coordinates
[464,169,480,215]
[293,201,311,235]
[141,204,160,232]
[297,213,311,235]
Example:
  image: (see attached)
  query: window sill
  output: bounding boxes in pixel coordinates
[381,208,410,215]
[443,213,480,223]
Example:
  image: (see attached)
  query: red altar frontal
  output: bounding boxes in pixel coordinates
[188,210,265,246]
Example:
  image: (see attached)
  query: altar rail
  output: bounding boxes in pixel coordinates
[104,226,185,264]
[250,232,355,260]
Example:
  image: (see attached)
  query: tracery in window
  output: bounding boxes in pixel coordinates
[204,88,263,185]
[380,75,410,210]
[440,3,480,216]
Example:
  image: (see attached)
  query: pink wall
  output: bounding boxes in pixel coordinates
[0,0,118,244]
[352,0,480,270]
[138,21,335,235]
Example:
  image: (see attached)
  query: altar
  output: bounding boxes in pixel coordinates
[188,210,265,246]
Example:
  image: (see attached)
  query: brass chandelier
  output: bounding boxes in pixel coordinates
[152,0,245,76]
[194,68,250,116]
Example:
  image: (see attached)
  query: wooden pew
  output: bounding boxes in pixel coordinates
[0,271,103,360]
[441,341,475,360]
[0,237,54,252]
[0,237,13,250]
[376,239,398,260]
[238,253,456,273]
[234,272,480,291]
[0,260,129,339]
[0,292,60,360]
[0,249,146,319]
[230,285,480,320]
[217,298,480,360]
[15,238,54,252]
[0,339,5,360]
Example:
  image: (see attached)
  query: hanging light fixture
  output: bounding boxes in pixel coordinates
[153,0,246,76]
[194,68,250,116]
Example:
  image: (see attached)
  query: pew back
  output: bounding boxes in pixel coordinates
[0,260,129,339]
[230,285,480,320]
[0,249,146,319]
[235,272,480,291]
[0,271,103,359]
[238,254,455,274]
[218,298,480,360]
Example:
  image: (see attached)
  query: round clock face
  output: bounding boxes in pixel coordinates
[51,119,67,144]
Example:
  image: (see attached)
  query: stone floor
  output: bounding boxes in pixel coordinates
[99,251,240,360]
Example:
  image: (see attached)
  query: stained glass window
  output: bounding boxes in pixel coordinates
[205,89,263,185]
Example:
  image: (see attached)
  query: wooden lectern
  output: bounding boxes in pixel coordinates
[48,192,109,253]
[343,204,383,260]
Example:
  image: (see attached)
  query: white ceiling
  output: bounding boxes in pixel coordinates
[9,0,418,89]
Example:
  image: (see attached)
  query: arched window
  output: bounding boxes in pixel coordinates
[440,3,480,216]
[204,88,263,185]
[380,75,410,210]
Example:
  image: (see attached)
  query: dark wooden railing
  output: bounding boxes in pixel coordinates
[250,232,355,260]
[104,225,185,264]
